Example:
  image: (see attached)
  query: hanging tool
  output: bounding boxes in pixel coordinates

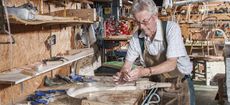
[44,76,64,87]
[69,74,96,82]
[45,34,56,50]
[42,56,68,65]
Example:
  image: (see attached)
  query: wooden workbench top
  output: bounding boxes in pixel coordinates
[189,55,224,61]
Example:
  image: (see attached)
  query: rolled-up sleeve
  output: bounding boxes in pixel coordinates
[166,21,192,74]
[125,35,140,63]
[166,22,187,58]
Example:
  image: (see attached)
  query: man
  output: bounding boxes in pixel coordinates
[113,0,195,105]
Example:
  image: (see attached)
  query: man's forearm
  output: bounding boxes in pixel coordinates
[120,60,133,72]
[142,57,177,76]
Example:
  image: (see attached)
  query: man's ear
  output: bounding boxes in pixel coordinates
[152,14,158,20]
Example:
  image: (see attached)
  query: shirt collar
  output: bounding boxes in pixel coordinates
[154,19,163,41]
[138,19,163,42]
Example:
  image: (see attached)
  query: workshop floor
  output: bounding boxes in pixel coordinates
[195,84,219,105]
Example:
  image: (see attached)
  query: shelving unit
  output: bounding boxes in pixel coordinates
[0,48,94,84]
[102,35,131,62]
[8,8,97,25]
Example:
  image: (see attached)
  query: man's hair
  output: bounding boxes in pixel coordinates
[131,0,158,15]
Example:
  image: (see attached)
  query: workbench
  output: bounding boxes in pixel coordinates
[16,81,144,105]
[190,55,225,86]
[49,90,144,105]
[16,76,173,105]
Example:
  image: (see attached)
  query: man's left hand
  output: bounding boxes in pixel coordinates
[125,66,143,81]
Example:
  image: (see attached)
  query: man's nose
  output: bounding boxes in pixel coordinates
[139,23,145,29]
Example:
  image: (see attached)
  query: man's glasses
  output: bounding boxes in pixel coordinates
[135,14,153,25]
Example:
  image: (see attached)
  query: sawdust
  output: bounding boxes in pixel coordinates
[49,95,82,105]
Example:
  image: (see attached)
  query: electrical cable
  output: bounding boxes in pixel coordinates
[141,88,161,105]
[146,88,161,104]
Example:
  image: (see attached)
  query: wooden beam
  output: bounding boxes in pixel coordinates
[44,9,97,22]
[40,0,44,14]
[72,0,94,4]
[89,0,112,2]
[8,15,93,25]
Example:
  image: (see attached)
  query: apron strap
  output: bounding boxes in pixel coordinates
[162,21,168,48]
[138,29,145,54]
[138,21,168,55]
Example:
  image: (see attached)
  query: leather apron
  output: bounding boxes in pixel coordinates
[143,39,191,105]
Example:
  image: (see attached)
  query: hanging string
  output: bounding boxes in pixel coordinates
[2,0,15,104]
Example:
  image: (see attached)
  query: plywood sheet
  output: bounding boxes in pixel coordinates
[0,29,51,72]
[0,72,52,105]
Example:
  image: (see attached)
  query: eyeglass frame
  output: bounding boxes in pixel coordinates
[135,14,154,25]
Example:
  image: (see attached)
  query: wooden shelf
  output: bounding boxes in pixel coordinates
[0,48,94,84]
[89,0,112,2]
[45,9,96,22]
[103,35,132,41]
[178,13,230,24]
[9,15,94,25]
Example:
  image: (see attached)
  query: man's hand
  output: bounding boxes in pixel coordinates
[113,71,130,84]
[125,66,143,81]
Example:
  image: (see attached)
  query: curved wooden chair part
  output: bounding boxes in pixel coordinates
[189,16,224,56]
[206,28,227,56]
[189,30,206,55]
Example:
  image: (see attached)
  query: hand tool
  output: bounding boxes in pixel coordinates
[70,74,96,82]
[42,56,68,65]
[27,89,66,105]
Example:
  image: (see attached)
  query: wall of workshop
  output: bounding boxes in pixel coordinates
[0,0,95,104]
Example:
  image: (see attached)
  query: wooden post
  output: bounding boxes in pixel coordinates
[64,0,67,17]
[40,0,43,14]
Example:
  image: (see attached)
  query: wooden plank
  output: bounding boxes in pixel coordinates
[178,13,230,23]
[45,9,97,22]
[189,55,224,61]
[89,0,112,2]
[80,90,143,105]
[0,48,94,84]
[77,0,94,4]
[82,100,108,105]
[0,70,31,84]
[9,15,93,25]
[44,0,94,5]
[67,78,171,98]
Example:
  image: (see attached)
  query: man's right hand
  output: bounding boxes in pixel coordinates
[113,61,132,84]
[113,71,130,84]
